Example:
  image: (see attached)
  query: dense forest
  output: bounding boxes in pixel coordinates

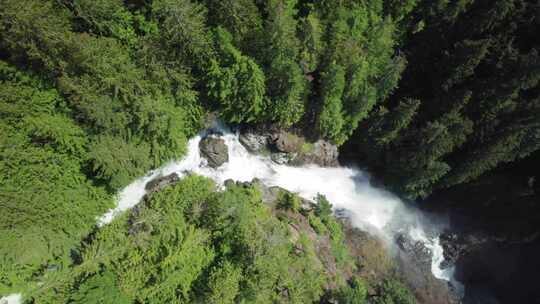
[1,0,539,303]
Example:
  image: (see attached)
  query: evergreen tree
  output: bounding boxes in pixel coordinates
[317,64,346,142]
[205,27,266,123]
[204,0,263,53]
[261,0,307,127]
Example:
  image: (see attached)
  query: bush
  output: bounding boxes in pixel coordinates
[337,277,368,304]
[373,279,416,304]
[277,191,302,212]
[308,215,327,234]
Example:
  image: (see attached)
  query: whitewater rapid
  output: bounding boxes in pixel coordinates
[100,123,455,280]
[0,294,21,304]
[2,124,457,303]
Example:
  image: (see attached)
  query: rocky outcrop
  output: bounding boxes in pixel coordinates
[238,128,339,167]
[270,131,302,153]
[239,130,269,153]
[437,228,540,303]
[294,140,339,167]
[395,233,459,304]
[145,173,180,193]
[199,136,229,168]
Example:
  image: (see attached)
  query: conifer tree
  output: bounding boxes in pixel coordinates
[261,0,307,127]
[206,28,266,123]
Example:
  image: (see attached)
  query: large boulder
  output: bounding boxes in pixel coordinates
[395,233,460,304]
[270,131,302,153]
[145,173,180,193]
[238,128,340,167]
[199,136,229,168]
[239,131,268,152]
[294,140,339,166]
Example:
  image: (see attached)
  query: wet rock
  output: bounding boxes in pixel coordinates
[261,186,287,206]
[224,179,235,188]
[238,128,339,167]
[395,233,459,304]
[271,152,292,164]
[295,140,339,166]
[396,233,433,272]
[270,131,302,153]
[145,173,180,193]
[439,231,490,268]
[239,130,268,152]
[199,136,229,168]
[300,198,316,213]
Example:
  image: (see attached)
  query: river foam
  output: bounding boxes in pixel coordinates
[100,123,455,281]
[2,123,458,302]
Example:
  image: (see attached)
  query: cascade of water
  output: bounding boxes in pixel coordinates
[101,124,455,280]
[0,294,21,304]
[4,124,460,303]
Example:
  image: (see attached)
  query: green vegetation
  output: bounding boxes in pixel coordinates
[373,279,416,304]
[336,277,368,304]
[21,176,352,303]
[345,0,540,199]
[277,190,302,212]
[3,0,538,302]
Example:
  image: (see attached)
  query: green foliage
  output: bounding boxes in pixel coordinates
[71,0,138,45]
[151,0,211,65]
[3,0,537,301]
[22,176,337,303]
[206,27,266,123]
[314,194,351,268]
[204,261,242,304]
[315,193,333,222]
[313,1,405,143]
[277,191,302,212]
[260,0,307,127]
[308,215,327,234]
[88,135,152,190]
[0,61,112,293]
[318,64,346,142]
[373,279,416,304]
[298,12,324,73]
[337,277,368,304]
[369,98,421,147]
[204,0,263,52]
[70,271,131,304]
[344,0,540,198]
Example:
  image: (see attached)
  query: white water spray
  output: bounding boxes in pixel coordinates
[100,124,455,281]
[2,124,458,302]
[0,294,21,304]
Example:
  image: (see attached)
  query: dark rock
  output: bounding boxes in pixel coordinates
[292,140,339,167]
[438,228,540,304]
[239,131,268,152]
[271,152,292,164]
[224,179,235,188]
[199,136,229,168]
[260,186,287,206]
[238,128,339,167]
[270,131,301,153]
[395,233,459,304]
[145,173,180,193]
[300,198,316,212]
[311,140,339,166]
[439,231,490,269]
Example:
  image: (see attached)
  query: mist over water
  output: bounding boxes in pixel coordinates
[2,124,460,304]
[0,294,21,304]
[100,124,457,282]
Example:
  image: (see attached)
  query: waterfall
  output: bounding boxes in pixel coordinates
[100,123,455,282]
[4,123,460,303]
[0,294,21,304]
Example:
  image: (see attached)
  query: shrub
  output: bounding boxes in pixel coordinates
[277,191,302,212]
[373,279,416,304]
